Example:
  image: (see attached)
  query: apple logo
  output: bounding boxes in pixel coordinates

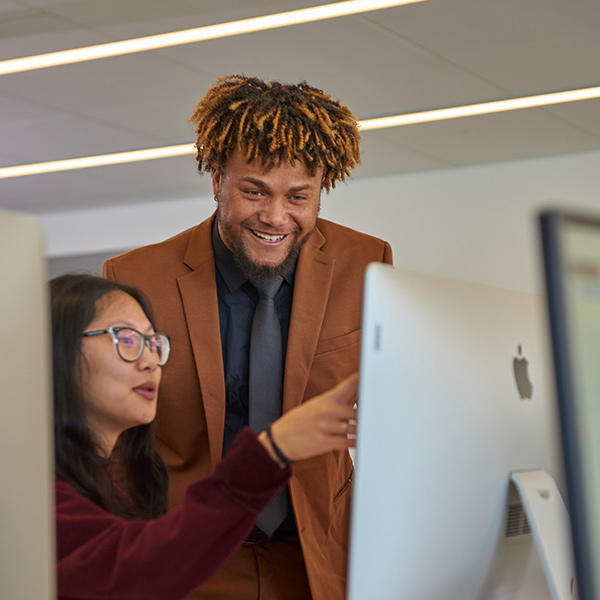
[513,344,533,400]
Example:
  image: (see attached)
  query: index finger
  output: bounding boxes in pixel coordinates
[331,373,359,405]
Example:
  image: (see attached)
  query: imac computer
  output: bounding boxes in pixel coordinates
[541,209,600,600]
[348,263,575,600]
[0,210,55,598]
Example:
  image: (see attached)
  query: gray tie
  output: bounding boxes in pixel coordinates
[248,276,287,536]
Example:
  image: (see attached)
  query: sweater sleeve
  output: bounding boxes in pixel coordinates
[56,428,290,600]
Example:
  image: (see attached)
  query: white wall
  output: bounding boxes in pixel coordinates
[40,149,600,292]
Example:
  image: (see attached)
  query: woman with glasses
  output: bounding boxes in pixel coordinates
[52,274,357,600]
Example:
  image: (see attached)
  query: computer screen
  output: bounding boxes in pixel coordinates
[348,263,574,600]
[541,209,600,600]
[0,209,55,599]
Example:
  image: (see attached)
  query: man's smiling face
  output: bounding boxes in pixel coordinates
[213,150,322,280]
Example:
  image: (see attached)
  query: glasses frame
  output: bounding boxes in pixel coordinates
[82,326,170,366]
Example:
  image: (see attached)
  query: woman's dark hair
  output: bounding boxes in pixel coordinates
[50,273,168,519]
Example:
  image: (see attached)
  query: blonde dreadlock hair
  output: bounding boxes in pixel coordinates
[189,74,361,192]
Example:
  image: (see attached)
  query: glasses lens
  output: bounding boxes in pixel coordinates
[115,328,143,362]
[151,334,170,366]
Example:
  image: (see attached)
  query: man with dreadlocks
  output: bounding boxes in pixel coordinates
[104,75,393,600]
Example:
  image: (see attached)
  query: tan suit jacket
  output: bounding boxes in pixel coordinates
[103,214,393,599]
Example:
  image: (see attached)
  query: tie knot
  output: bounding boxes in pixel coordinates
[252,276,283,300]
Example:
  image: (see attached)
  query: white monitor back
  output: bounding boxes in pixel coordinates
[349,264,568,600]
[0,210,55,599]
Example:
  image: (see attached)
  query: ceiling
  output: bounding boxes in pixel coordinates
[1,0,600,216]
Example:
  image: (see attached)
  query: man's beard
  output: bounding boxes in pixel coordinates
[217,215,315,282]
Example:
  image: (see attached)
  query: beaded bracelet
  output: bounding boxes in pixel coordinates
[265,424,295,465]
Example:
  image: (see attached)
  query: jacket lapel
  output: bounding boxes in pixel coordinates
[283,224,334,411]
[177,215,226,467]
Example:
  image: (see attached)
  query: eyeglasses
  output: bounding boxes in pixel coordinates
[82,327,170,366]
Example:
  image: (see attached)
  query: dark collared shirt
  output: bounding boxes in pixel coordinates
[212,223,298,538]
[211,222,295,455]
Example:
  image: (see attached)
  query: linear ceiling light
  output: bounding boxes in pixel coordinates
[0,0,427,76]
[0,145,195,179]
[359,85,600,130]
[2,85,599,180]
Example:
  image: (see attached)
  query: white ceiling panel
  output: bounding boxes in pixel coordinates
[373,106,600,168]
[358,131,450,177]
[0,8,108,58]
[367,1,600,64]
[1,154,212,213]
[1,0,599,216]
[0,168,127,212]
[367,0,600,94]
[0,0,33,15]
[2,54,203,115]
[0,108,166,163]
[19,0,328,35]
[160,17,508,117]
[447,34,600,95]
[546,99,600,137]
[0,92,60,126]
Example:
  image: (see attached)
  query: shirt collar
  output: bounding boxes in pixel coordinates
[212,219,296,293]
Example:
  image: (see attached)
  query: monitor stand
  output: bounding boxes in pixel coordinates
[511,470,577,600]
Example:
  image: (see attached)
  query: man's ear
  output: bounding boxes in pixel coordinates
[211,168,222,199]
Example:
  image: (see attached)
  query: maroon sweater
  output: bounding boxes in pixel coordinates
[56,428,290,600]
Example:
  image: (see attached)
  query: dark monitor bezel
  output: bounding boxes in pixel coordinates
[540,209,600,600]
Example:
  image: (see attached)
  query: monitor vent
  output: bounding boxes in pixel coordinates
[505,503,532,537]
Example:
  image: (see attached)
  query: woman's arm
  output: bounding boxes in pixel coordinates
[56,374,358,600]
[56,428,289,600]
